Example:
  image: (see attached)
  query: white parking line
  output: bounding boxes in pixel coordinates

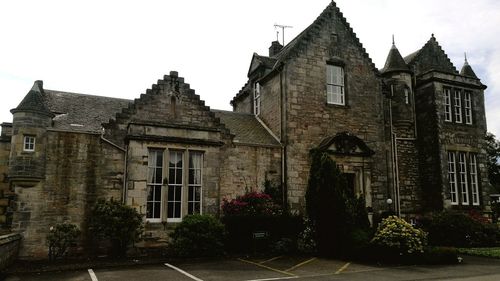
[245,276,299,281]
[165,263,204,281]
[88,269,98,281]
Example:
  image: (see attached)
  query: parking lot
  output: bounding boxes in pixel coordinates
[5,255,500,281]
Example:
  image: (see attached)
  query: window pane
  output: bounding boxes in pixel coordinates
[175,186,182,200]
[167,202,174,218]
[147,187,154,201]
[176,169,182,184]
[188,186,194,201]
[153,202,161,218]
[174,202,181,218]
[168,185,174,199]
[448,152,458,205]
[146,202,153,218]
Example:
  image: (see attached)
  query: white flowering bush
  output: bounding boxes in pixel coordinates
[371,216,427,254]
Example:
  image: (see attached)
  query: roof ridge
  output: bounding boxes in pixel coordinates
[273,2,379,75]
[45,89,132,102]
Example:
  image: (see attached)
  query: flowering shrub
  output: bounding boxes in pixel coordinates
[222,191,282,216]
[371,216,427,254]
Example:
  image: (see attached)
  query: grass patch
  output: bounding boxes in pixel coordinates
[457,247,500,258]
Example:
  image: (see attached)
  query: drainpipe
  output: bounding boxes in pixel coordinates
[122,144,129,204]
[389,84,401,216]
[279,63,288,208]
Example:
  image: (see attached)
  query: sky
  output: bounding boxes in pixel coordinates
[1,0,499,135]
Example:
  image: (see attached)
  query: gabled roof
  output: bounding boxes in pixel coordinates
[381,43,410,74]
[212,110,280,147]
[11,81,53,116]
[271,1,378,75]
[44,90,131,133]
[404,34,458,75]
[248,53,278,77]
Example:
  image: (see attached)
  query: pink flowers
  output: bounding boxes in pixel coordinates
[222,191,282,216]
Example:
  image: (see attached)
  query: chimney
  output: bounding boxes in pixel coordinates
[269,41,283,57]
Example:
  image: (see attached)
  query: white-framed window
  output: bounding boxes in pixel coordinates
[470,154,480,206]
[448,152,458,205]
[458,152,469,205]
[147,149,164,222]
[188,151,203,215]
[464,91,472,124]
[254,83,261,116]
[326,64,345,105]
[444,88,452,122]
[454,90,462,123]
[168,150,184,222]
[147,148,204,222]
[23,135,36,152]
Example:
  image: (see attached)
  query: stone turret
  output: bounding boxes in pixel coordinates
[381,38,419,217]
[9,80,53,183]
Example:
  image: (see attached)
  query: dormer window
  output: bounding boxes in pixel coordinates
[23,135,35,152]
[326,64,345,105]
[254,82,261,116]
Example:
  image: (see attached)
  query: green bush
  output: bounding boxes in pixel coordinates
[170,214,225,257]
[89,198,143,257]
[425,210,498,247]
[371,216,427,255]
[46,223,81,260]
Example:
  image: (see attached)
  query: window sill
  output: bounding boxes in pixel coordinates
[326,103,350,109]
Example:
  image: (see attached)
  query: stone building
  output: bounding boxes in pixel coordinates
[0,1,491,258]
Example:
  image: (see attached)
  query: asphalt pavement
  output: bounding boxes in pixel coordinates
[4,254,500,281]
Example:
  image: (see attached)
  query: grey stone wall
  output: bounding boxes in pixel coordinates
[278,11,388,212]
[219,144,281,200]
[259,75,282,139]
[415,82,443,211]
[11,131,124,258]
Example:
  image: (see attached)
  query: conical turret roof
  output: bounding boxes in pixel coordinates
[381,40,410,74]
[11,80,54,116]
[460,54,478,79]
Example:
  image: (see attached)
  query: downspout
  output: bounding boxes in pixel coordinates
[389,84,400,216]
[280,63,288,208]
[99,134,127,203]
[122,144,129,204]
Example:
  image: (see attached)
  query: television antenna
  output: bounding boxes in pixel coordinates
[274,24,293,45]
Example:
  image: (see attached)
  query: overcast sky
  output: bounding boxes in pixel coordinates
[1,0,499,135]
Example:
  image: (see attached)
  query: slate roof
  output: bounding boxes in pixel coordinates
[212,110,280,147]
[43,90,131,133]
[381,44,410,74]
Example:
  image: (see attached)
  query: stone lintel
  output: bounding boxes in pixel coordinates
[126,134,224,147]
